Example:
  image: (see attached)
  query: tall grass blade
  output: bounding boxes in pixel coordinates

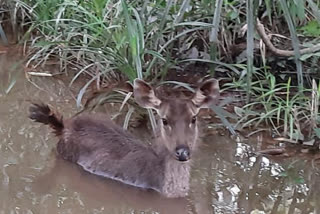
[146,26,212,76]
[174,0,190,24]
[119,92,133,112]
[154,0,173,49]
[209,0,223,75]
[174,22,213,27]
[246,0,255,104]
[123,107,134,130]
[5,62,23,94]
[0,23,8,45]
[210,105,237,136]
[158,81,195,92]
[279,0,303,91]
[76,77,97,108]
[147,109,157,134]
[179,59,241,75]
[5,79,17,94]
[122,0,157,133]
[264,0,273,24]
[306,0,320,23]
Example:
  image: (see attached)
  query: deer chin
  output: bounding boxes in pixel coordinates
[176,158,190,163]
[173,154,191,163]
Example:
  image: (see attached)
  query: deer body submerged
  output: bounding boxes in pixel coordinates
[29,78,219,198]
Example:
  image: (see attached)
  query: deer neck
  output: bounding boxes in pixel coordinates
[152,142,191,198]
[152,133,192,198]
[161,155,191,198]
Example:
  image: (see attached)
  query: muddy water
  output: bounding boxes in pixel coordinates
[1,53,320,214]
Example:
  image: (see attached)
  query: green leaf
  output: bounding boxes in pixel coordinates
[299,20,320,37]
[314,128,320,139]
[295,0,305,21]
[227,11,239,20]
[294,177,305,184]
[300,51,320,61]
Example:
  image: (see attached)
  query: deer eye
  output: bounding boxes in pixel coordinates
[191,116,197,124]
[162,118,168,126]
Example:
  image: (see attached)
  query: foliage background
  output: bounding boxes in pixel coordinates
[1,0,320,144]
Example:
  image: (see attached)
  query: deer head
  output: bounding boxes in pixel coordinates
[133,78,219,162]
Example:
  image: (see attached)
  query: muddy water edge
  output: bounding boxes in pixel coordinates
[0,49,320,214]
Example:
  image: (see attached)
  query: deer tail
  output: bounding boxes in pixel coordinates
[29,102,64,136]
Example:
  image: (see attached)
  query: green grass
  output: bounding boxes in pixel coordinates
[227,71,320,143]
[2,0,320,143]
[12,0,221,82]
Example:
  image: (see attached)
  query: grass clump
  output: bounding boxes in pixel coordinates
[2,0,320,145]
[9,0,220,81]
[226,71,320,145]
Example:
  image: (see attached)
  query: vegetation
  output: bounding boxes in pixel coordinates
[1,0,320,146]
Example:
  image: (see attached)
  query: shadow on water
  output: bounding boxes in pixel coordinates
[0,49,320,214]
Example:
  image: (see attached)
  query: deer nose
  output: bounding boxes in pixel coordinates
[175,145,190,162]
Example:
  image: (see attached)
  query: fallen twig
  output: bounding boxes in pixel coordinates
[27,72,53,77]
[256,147,285,155]
[256,19,320,57]
[274,137,298,144]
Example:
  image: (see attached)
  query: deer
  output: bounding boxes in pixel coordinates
[28,78,219,198]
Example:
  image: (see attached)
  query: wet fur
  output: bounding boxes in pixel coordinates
[28,78,219,198]
[29,103,64,135]
[29,103,190,197]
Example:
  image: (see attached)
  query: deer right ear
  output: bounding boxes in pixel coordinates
[133,79,161,110]
[192,78,220,108]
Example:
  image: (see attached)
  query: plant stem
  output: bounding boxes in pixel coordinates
[246,0,255,104]
[279,0,304,92]
[209,0,223,76]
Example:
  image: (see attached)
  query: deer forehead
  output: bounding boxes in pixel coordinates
[159,99,198,119]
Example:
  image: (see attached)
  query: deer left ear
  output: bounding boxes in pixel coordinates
[133,78,161,110]
[192,78,220,108]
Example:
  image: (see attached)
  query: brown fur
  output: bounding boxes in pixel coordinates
[29,103,64,136]
[28,78,219,198]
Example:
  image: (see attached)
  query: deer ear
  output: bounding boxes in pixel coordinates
[133,79,161,110]
[192,78,220,108]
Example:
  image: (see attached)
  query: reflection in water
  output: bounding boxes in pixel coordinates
[192,137,320,214]
[0,52,320,214]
